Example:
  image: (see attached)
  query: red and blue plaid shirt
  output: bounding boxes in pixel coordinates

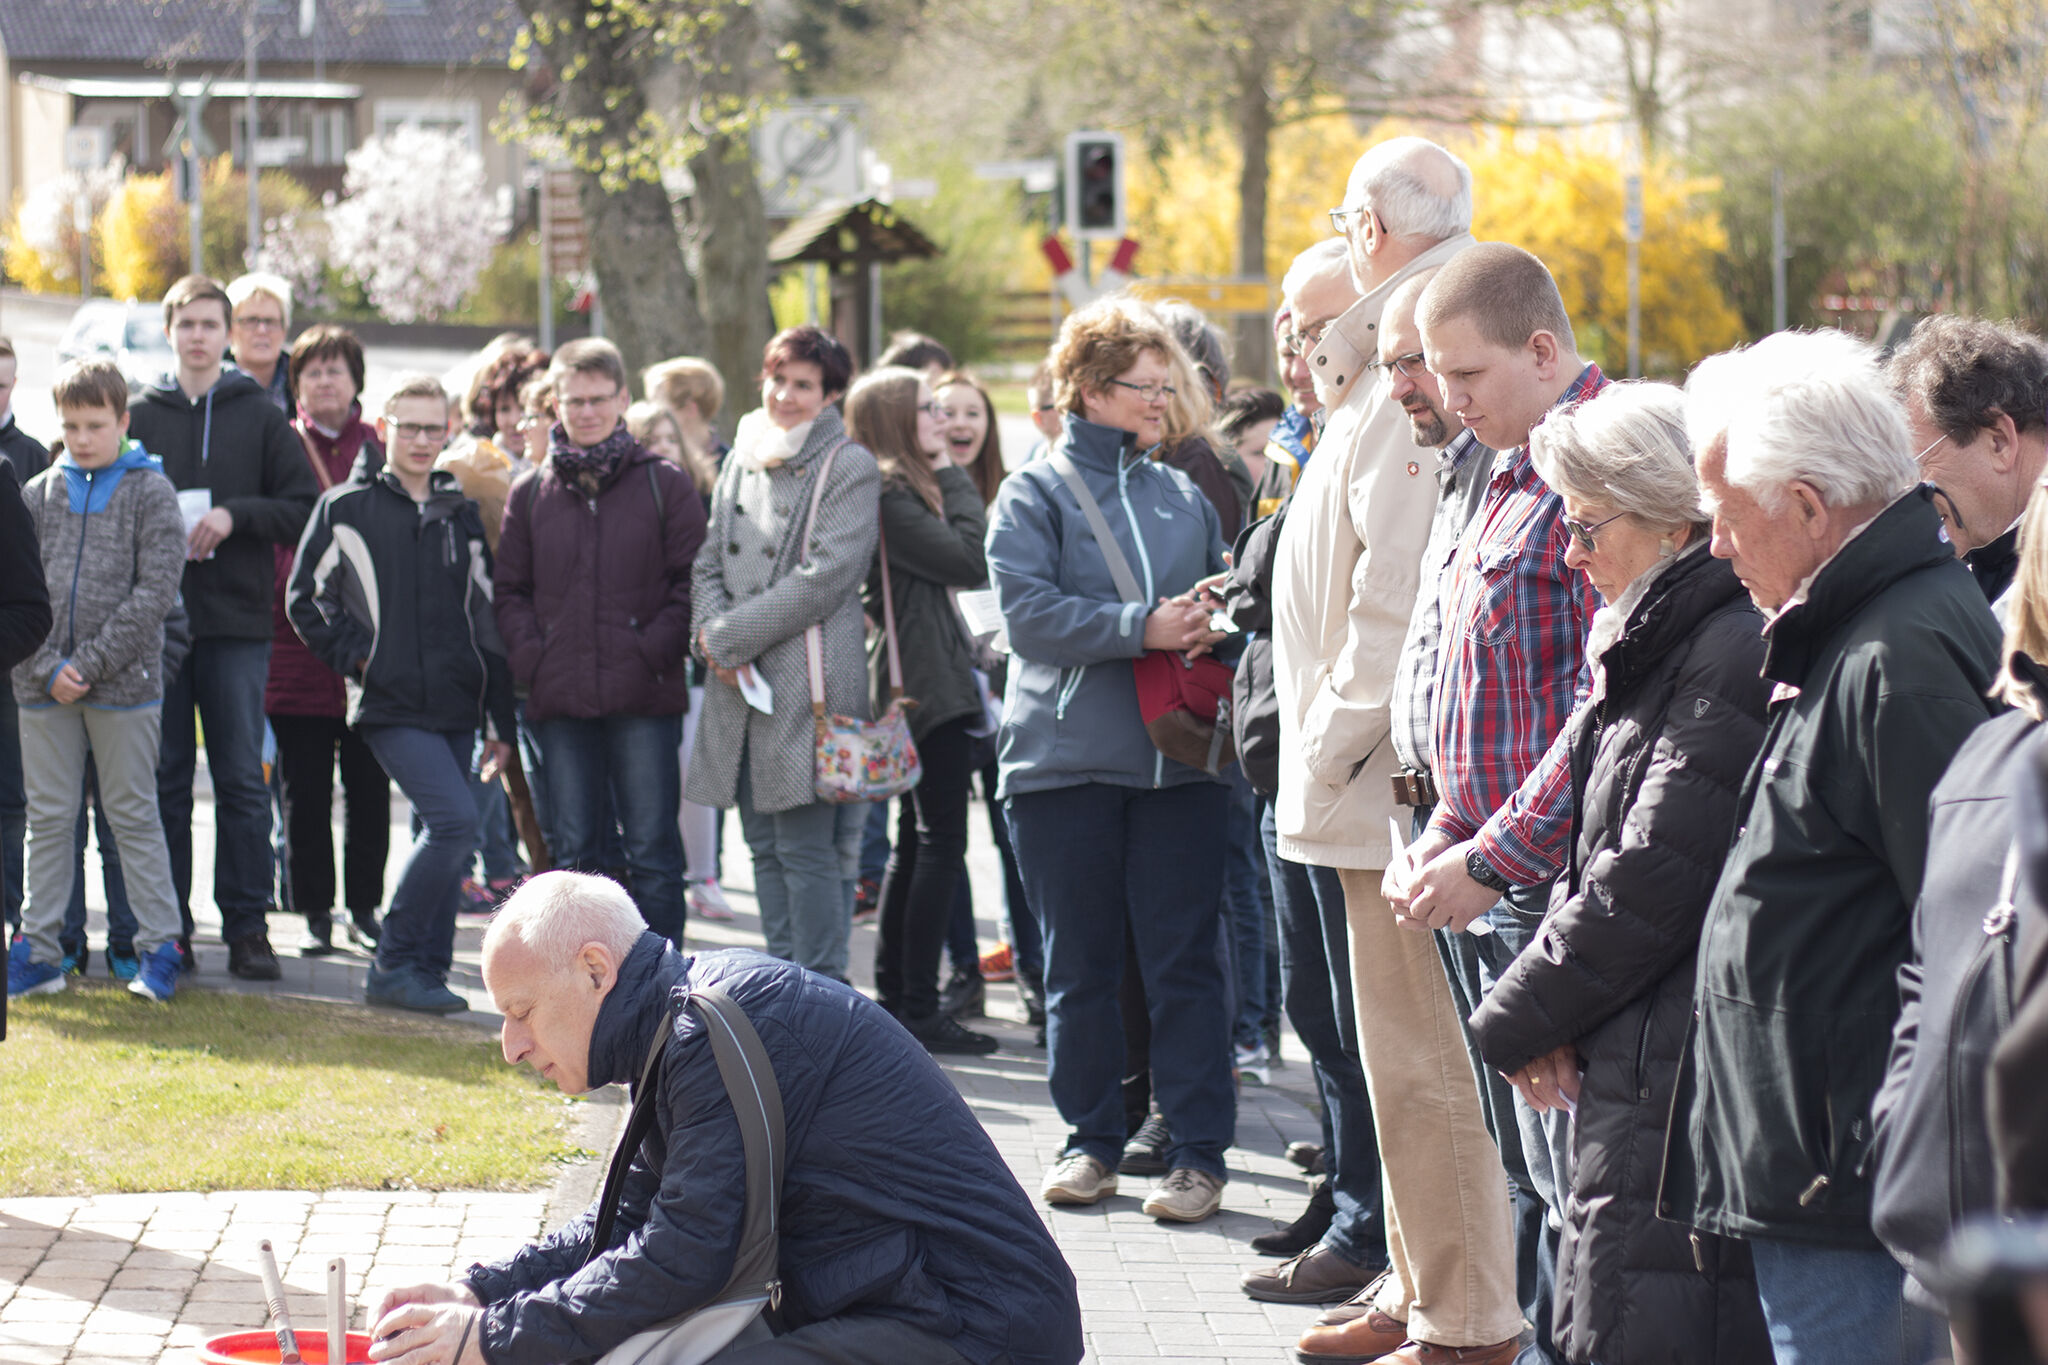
[1425,364,1607,886]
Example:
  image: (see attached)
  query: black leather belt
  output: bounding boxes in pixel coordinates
[1391,770,1439,807]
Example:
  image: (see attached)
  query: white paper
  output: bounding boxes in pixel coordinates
[177,489,212,534]
[953,588,1011,654]
[1387,815,1494,935]
[737,664,774,715]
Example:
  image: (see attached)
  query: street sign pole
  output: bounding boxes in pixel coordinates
[245,9,261,268]
[1625,171,1643,379]
[537,169,554,352]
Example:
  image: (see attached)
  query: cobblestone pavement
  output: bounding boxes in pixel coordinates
[2,782,1334,1364]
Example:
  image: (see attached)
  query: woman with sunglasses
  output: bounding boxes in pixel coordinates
[1462,382,1772,1363]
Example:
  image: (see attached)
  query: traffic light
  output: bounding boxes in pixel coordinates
[1065,131,1125,241]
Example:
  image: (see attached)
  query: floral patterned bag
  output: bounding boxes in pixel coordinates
[801,447,921,803]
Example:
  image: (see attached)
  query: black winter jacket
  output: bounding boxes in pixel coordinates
[1470,547,1770,1364]
[1222,505,1287,796]
[1991,728,2048,1211]
[0,461,50,676]
[465,938,1083,1365]
[128,369,317,642]
[1870,658,2039,1310]
[0,412,49,485]
[285,466,514,741]
[863,467,988,742]
[1661,488,2002,1247]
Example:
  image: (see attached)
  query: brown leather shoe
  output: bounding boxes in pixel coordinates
[1242,1243,1380,1304]
[1370,1338,1520,1364]
[1292,1307,1409,1363]
[1314,1270,1393,1326]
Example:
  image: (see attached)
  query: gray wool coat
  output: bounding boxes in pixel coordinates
[687,407,880,814]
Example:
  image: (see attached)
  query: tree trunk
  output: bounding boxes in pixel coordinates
[688,0,773,421]
[1233,44,1275,388]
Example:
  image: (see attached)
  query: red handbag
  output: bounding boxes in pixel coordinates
[1132,649,1236,773]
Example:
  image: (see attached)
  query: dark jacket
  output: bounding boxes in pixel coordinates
[1990,726,2048,1212]
[1661,488,2002,1247]
[495,440,707,723]
[1470,547,1770,1364]
[127,369,318,642]
[286,464,515,741]
[1966,522,2019,609]
[465,939,1083,1365]
[1156,434,1243,542]
[863,467,987,742]
[267,413,382,718]
[0,460,51,674]
[0,412,49,485]
[1222,505,1287,796]
[1871,658,2041,1309]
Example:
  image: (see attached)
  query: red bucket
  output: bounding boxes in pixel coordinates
[197,1330,373,1364]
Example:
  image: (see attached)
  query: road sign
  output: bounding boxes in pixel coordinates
[542,168,588,276]
[65,126,110,172]
[976,158,1059,194]
[1126,278,1270,314]
[755,102,864,217]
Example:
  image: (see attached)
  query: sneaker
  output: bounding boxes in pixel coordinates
[1041,1151,1118,1206]
[938,968,986,1018]
[8,939,66,998]
[226,932,282,981]
[106,948,140,982]
[1119,1110,1173,1176]
[128,942,182,1002]
[59,951,84,977]
[365,965,468,1015]
[978,943,1015,982]
[1143,1167,1224,1223]
[345,909,382,950]
[1236,1040,1272,1087]
[851,876,881,926]
[905,1011,999,1056]
[457,879,497,918]
[687,879,737,923]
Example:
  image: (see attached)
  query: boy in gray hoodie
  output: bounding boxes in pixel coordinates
[7,360,187,1002]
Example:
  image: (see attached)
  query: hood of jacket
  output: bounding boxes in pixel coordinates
[585,932,686,1093]
[1588,543,1748,707]
[56,440,163,514]
[139,367,269,470]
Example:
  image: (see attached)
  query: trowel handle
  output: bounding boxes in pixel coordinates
[327,1257,348,1365]
[257,1239,303,1365]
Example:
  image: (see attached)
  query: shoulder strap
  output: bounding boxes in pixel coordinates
[803,440,853,720]
[647,460,665,521]
[293,425,336,492]
[1047,452,1144,606]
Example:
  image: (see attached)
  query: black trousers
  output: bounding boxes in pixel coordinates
[270,713,391,922]
[873,716,974,1020]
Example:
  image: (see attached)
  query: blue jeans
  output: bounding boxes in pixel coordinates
[61,757,136,959]
[860,799,892,883]
[1749,1238,1942,1365]
[361,726,476,981]
[533,714,687,944]
[1006,779,1237,1179]
[157,637,276,942]
[1221,770,1272,1049]
[0,688,23,937]
[1262,802,1387,1269]
[736,756,851,980]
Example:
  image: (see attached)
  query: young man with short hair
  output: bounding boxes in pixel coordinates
[288,376,515,1014]
[8,360,189,1003]
[0,334,48,945]
[128,275,318,980]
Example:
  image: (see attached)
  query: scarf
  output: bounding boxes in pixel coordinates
[730,408,815,472]
[548,420,639,495]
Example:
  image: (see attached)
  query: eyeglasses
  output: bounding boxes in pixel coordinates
[235,316,285,332]
[918,401,945,418]
[1562,508,1632,551]
[1289,319,1333,354]
[1372,351,1430,381]
[391,423,446,444]
[559,391,622,413]
[1914,431,1952,466]
[1328,204,1373,235]
[1110,379,1178,403]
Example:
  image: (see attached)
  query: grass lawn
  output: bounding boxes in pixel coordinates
[0,985,589,1196]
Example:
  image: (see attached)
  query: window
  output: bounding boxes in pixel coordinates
[372,98,480,152]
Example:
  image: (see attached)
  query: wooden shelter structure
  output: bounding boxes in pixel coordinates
[768,197,941,365]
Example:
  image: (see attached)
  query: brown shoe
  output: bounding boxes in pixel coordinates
[1292,1306,1409,1363]
[1370,1339,1520,1364]
[1314,1269,1394,1327]
[1243,1244,1380,1304]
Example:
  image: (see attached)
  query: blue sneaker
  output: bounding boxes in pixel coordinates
[8,938,67,998]
[107,948,140,982]
[59,951,84,977]
[128,942,181,1002]
[365,964,467,1015]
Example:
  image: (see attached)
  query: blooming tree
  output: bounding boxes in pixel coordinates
[2,157,125,292]
[326,126,496,323]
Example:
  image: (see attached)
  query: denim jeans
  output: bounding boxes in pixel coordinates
[1221,769,1272,1050]
[875,717,973,1019]
[1007,779,1236,1179]
[1262,802,1387,1269]
[61,757,136,959]
[533,714,687,944]
[859,798,892,883]
[361,726,477,982]
[979,763,1040,981]
[1,688,23,937]
[157,637,276,942]
[1748,1238,1942,1365]
[737,756,849,979]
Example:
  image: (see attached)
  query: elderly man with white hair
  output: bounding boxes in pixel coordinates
[1658,330,2001,1365]
[367,871,1082,1365]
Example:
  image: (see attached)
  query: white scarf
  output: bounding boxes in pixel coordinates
[731,409,814,471]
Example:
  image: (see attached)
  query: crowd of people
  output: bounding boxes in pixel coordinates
[3,128,2048,1365]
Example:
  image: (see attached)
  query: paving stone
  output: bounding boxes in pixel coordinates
[69,1330,169,1356]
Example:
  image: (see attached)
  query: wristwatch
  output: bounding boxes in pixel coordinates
[1465,847,1513,893]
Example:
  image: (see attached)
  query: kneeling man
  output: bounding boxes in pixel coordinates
[370,871,1083,1365]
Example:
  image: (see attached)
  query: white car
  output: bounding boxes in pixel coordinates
[57,300,176,395]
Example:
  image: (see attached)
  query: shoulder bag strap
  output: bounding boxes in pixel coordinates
[1047,452,1144,606]
[647,460,665,522]
[802,440,852,723]
[583,1011,674,1267]
[690,984,787,1307]
[294,425,336,492]
[876,520,905,702]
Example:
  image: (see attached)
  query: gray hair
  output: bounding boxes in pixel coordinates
[1281,238,1351,305]
[1529,381,1703,532]
[1686,330,1918,513]
[485,871,645,974]
[1344,137,1473,244]
[227,271,293,330]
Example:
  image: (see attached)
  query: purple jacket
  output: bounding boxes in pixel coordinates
[494,440,708,722]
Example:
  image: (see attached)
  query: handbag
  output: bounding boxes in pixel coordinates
[1047,453,1236,775]
[800,443,922,803]
[592,985,785,1365]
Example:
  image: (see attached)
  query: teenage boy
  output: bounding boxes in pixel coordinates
[128,275,318,981]
[288,376,515,1014]
[7,359,189,1002]
[0,335,49,946]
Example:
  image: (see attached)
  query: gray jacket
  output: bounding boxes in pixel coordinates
[13,446,186,709]
[688,407,880,814]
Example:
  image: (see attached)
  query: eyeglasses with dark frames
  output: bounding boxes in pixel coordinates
[1562,508,1632,551]
[1109,378,1178,403]
[1371,351,1430,381]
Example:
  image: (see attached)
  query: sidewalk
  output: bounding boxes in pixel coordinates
[1,778,1336,1364]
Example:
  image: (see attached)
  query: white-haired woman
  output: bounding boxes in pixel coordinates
[1464,382,1772,1363]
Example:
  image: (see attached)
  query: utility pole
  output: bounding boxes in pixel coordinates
[187,88,206,276]
[1771,169,1788,334]
[1624,171,1642,379]
[245,7,262,267]
[535,168,554,352]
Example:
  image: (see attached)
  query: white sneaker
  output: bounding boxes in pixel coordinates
[1235,1040,1271,1087]
[1041,1151,1118,1206]
[1143,1167,1224,1222]
[688,879,736,922]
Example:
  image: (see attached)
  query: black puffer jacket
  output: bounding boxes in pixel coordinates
[1871,658,2041,1307]
[1222,504,1287,796]
[1470,546,1771,1364]
[1661,488,2002,1247]
[1992,727,2048,1210]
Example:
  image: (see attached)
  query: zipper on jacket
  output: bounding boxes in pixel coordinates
[1689,1231,1707,1275]
[464,538,492,738]
[63,470,95,655]
[1945,911,2016,1227]
[1798,1174,1829,1206]
[1054,666,1086,719]
[1115,455,1158,601]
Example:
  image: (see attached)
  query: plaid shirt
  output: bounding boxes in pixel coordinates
[1391,427,1494,772]
[1425,364,1607,886]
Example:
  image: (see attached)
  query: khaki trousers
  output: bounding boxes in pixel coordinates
[1338,869,1522,1349]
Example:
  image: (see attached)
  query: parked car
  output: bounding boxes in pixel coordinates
[57,301,175,394]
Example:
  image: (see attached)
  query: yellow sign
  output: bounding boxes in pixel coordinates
[1125,278,1273,314]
